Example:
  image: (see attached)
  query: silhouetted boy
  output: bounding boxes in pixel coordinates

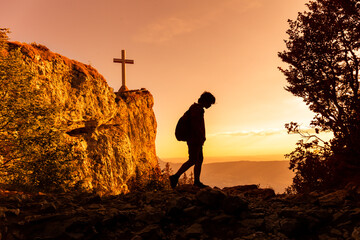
[170,91,216,189]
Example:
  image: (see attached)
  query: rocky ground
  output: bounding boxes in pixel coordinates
[0,184,359,240]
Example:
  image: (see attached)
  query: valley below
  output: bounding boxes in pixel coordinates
[160,159,294,193]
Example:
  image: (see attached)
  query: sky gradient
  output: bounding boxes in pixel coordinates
[2,0,330,161]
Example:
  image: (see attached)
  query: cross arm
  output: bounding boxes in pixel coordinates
[113,58,134,64]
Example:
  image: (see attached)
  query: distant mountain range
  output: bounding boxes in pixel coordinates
[159,158,294,193]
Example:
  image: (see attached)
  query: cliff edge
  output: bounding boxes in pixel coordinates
[8,42,158,194]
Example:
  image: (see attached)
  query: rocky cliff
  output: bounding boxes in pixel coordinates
[8,42,158,194]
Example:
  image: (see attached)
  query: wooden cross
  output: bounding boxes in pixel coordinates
[113,50,134,92]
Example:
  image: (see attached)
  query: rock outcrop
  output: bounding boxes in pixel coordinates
[0,184,359,239]
[8,42,158,194]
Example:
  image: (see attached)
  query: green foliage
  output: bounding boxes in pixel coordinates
[127,162,171,192]
[178,171,194,185]
[279,0,360,193]
[126,161,194,191]
[0,29,83,192]
[285,123,334,193]
[161,162,172,180]
[0,28,9,50]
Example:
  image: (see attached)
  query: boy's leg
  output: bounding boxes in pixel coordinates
[170,143,201,189]
[174,142,201,177]
[174,159,195,177]
[193,145,203,183]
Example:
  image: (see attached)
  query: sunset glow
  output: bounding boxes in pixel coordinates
[2,0,323,162]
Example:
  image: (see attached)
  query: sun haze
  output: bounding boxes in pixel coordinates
[1,0,327,162]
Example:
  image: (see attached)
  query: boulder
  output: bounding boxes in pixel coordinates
[222,195,248,215]
[353,226,360,240]
[318,190,348,207]
[196,188,226,209]
[184,223,203,238]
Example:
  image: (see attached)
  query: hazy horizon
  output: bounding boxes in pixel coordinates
[159,159,294,193]
[160,154,287,164]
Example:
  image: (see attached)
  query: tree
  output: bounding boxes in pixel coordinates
[178,170,194,185]
[279,0,360,191]
[189,171,194,184]
[0,29,82,192]
[179,172,188,185]
[162,162,173,179]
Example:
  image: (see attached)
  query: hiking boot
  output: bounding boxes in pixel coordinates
[169,175,179,189]
[194,181,209,188]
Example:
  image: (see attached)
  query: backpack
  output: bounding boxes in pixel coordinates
[175,110,190,141]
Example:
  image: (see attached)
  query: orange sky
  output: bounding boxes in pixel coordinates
[2,0,331,162]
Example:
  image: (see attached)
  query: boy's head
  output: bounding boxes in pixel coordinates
[198,91,216,109]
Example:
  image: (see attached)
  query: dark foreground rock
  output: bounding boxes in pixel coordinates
[0,184,359,240]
